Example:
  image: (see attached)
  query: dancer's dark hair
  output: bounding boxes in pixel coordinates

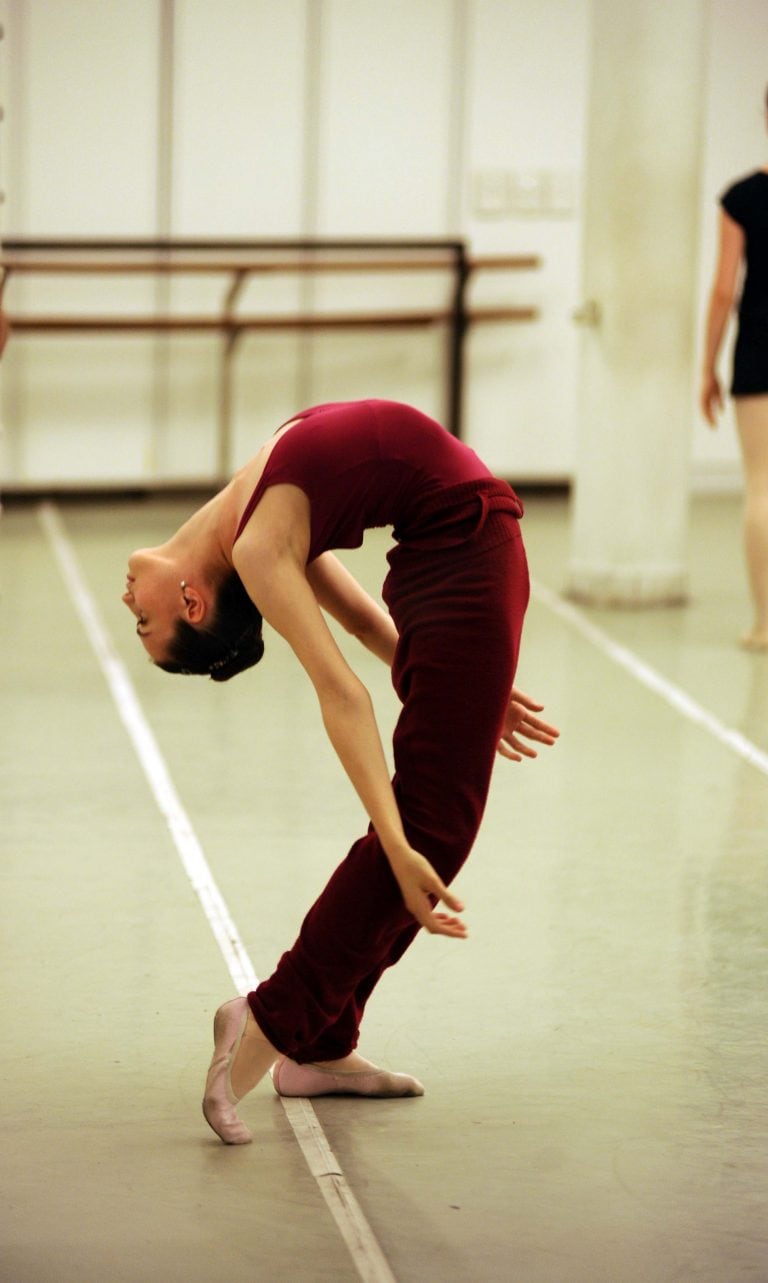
[157,570,264,681]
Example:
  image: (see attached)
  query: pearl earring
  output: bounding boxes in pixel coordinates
[180,580,187,591]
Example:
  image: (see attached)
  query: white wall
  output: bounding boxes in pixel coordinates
[462,0,589,478]
[1,0,161,483]
[0,0,765,489]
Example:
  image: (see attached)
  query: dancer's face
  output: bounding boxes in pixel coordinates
[122,548,182,662]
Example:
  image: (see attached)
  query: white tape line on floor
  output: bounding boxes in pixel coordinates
[532,576,768,777]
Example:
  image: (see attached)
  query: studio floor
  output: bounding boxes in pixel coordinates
[1,489,767,1283]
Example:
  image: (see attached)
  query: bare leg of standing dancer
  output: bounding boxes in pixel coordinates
[735,395,768,648]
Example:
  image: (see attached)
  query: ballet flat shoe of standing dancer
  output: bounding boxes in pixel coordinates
[270,1054,424,1098]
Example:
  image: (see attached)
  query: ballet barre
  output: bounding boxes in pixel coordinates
[0,238,540,472]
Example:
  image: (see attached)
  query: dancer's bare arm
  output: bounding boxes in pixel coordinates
[701,210,744,426]
[306,552,397,665]
[235,522,465,939]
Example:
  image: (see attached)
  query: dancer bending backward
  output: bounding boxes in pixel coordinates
[701,86,768,649]
[122,399,558,1144]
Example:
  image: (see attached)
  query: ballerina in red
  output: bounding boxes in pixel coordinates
[123,399,558,1143]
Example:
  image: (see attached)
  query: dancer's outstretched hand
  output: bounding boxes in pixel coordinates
[389,847,467,939]
[497,686,560,762]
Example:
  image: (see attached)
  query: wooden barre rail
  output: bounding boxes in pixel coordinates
[0,252,540,275]
[6,307,537,333]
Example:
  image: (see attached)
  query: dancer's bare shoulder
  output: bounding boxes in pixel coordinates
[225,419,304,545]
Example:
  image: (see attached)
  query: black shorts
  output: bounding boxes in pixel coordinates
[732,311,768,396]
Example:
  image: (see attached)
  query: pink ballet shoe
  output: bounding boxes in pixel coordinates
[271,1056,425,1099]
[202,997,253,1145]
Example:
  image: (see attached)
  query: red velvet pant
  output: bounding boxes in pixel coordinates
[249,485,529,1061]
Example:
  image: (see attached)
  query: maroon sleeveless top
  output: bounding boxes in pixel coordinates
[232,399,522,563]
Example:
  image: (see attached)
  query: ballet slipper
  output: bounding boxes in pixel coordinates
[740,631,768,652]
[202,996,253,1145]
[270,1055,425,1099]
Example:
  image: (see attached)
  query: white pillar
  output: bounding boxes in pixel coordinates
[567,0,707,605]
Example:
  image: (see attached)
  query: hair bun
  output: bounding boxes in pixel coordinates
[209,634,265,682]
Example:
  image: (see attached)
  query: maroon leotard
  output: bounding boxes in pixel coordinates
[232,399,519,563]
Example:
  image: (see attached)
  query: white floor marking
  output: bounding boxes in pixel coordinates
[283,1096,398,1283]
[40,502,397,1283]
[39,504,256,993]
[532,577,768,777]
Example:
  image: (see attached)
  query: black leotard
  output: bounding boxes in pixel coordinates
[721,171,768,396]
